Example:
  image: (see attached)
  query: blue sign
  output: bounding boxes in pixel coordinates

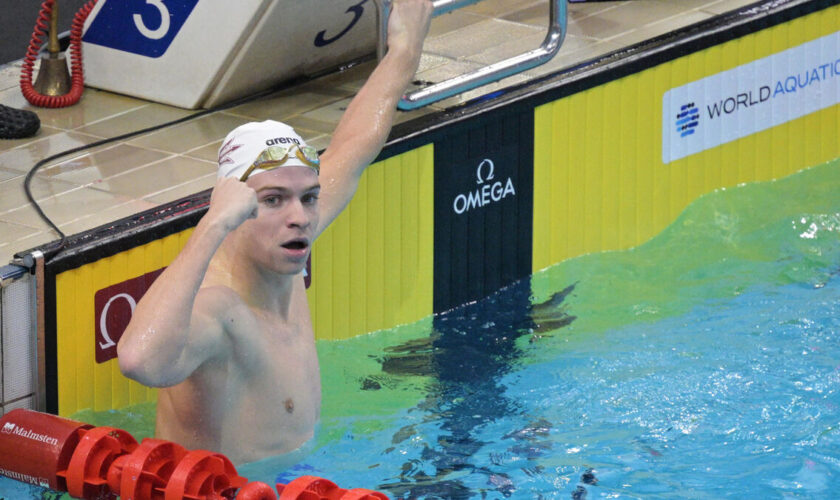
[83,0,199,58]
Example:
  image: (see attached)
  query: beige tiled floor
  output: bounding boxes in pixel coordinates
[0,0,757,265]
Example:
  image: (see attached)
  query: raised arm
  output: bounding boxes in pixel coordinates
[117,178,257,387]
[315,0,433,236]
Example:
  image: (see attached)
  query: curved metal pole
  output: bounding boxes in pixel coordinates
[373,0,566,110]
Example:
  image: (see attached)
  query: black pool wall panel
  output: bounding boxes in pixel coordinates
[433,109,534,313]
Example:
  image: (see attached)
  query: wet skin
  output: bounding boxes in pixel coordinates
[117,0,435,465]
[154,168,323,463]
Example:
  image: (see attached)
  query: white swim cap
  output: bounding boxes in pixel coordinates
[217,120,319,180]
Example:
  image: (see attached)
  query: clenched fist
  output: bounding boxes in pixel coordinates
[205,177,258,233]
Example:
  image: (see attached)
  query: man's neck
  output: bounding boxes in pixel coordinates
[210,242,298,320]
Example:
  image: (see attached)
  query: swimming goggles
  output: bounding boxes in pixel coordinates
[238,144,320,181]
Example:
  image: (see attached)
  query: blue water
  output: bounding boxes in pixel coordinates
[243,159,840,498]
[245,278,840,499]
[2,158,839,499]
[4,279,838,499]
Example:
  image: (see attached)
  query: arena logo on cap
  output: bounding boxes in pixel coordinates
[266,137,301,146]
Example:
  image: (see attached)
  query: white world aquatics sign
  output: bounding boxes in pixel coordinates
[662,30,840,163]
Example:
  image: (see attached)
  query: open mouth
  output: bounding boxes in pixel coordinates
[282,239,309,251]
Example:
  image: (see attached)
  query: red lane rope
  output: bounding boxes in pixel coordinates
[20,0,98,108]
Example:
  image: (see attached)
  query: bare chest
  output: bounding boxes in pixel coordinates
[157,306,321,461]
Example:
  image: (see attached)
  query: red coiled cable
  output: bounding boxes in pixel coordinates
[20,0,98,108]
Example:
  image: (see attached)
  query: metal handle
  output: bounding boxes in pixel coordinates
[373,0,566,110]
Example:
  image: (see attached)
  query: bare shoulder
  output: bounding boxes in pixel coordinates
[186,285,254,362]
[194,285,249,329]
[195,284,241,309]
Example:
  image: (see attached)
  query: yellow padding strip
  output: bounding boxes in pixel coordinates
[55,229,192,416]
[533,5,840,272]
[308,145,435,340]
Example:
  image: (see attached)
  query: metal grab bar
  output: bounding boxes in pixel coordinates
[373,0,566,110]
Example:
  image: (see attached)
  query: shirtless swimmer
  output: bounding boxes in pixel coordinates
[117,0,434,465]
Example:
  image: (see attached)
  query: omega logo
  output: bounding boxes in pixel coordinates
[452,159,516,215]
[475,158,494,184]
[98,293,137,350]
[94,268,164,363]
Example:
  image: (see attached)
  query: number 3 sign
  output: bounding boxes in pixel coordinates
[84,0,199,58]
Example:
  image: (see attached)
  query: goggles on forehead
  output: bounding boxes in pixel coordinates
[238,144,320,181]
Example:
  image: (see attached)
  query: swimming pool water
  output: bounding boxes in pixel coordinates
[265,278,839,499]
[249,158,840,498]
[2,158,839,499]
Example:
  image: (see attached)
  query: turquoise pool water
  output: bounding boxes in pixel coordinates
[256,278,840,498]
[1,158,838,499]
[247,158,840,498]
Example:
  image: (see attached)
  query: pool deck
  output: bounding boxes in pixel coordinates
[0,0,756,266]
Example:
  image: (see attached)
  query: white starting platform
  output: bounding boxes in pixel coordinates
[81,0,379,109]
[81,0,566,110]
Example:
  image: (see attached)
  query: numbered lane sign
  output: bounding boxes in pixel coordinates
[83,0,199,58]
